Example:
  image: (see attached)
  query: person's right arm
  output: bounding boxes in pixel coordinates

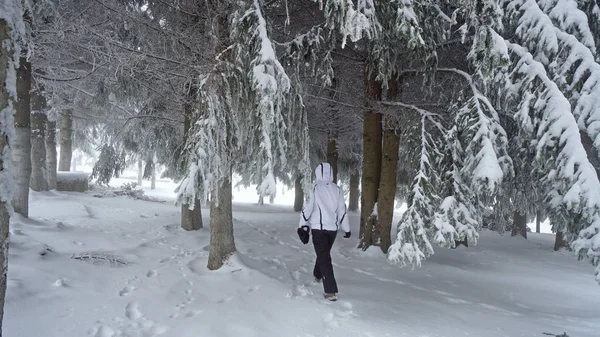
[299,186,315,228]
[337,188,351,236]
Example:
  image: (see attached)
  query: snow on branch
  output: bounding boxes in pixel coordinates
[233,0,293,200]
[506,41,600,283]
[538,0,596,53]
[388,115,439,267]
[505,0,600,155]
[439,68,512,196]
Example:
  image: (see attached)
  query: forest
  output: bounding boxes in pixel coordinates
[1,0,600,336]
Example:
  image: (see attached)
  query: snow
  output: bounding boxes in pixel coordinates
[56,172,89,183]
[5,176,600,337]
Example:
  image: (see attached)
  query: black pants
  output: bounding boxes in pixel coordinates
[312,229,338,294]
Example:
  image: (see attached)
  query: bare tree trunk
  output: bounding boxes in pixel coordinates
[206,0,237,270]
[511,211,528,239]
[294,175,303,212]
[535,210,541,233]
[58,108,73,171]
[207,176,236,270]
[349,172,359,211]
[45,120,57,190]
[180,84,203,230]
[375,119,399,253]
[327,136,338,184]
[1,17,16,334]
[137,159,143,185]
[359,70,383,250]
[181,198,203,231]
[12,57,32,216]
[554,231,568,251]
[30,83,48,192]
[151,163,156,190]
[580,130,600,178]
[372,75,400,253]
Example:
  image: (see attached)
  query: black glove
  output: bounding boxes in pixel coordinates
[344,231,351,238]
[297,225,310,244]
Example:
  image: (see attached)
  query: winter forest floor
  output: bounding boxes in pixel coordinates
[5,177,600,337]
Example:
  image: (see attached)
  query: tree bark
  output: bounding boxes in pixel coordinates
[151,160,156,190]
[535,210,541,233]
[137,159,143,185]
[294,176,304,212]
[374,118,399,253]
[206,0,236,270]
[58,108,73,171]
[1,17,16,334]
[327,136,338,184]
[554,230,568,251]
[358,69,383,250]
[12,57,32,217]
[180,83,203,230]
[349,172,359,211]
[511,211,528,239]
[580,131,600,178]
[45,120,57,190]
[372,75,400,253]
[207,176,236,270]
[181,198,203,231]
[30,83,48,192]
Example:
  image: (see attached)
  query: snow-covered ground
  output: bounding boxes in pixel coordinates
[5,176,600,337]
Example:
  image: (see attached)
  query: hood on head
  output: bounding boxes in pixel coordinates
[315,162,334,182]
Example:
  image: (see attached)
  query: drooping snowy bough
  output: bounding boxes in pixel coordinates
[177,0,305,269]
[318,0,600,283]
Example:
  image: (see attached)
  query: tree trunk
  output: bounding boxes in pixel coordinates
[137,159,143,185]
[12,56,32,217]
[511,211,528,239]
[327,136,338,184]
[1,17,16,334]
[181,198,203,231]
[358,69,383,250]
[207,176,236,270]
[45,120,57,190]
[30,83,48,192]
[374,118,399,253]
[554,231,568,251]
[580,130,600,178]
[58,108,73,171]
[294,176,303,212]
[349,172,359,211]
[180,83,203,230]
[372,75,400,253]
[151,162,156,190]
[535,210,541,233]
[206,0,236,270]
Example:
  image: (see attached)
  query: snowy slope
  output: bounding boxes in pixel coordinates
[4,181,600,337]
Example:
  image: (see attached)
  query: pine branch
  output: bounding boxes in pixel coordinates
[33,61,109,82]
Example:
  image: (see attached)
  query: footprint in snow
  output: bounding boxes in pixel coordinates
[217,296,235,304]
[119,286,135,296]
[185,309,204,317]
[248,285,261,292]
[146,270,158,278]
[125,301,142,320]
[90,302,168,336]
[321,300,354,328]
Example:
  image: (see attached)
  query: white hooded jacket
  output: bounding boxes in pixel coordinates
[299,162,350,233]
